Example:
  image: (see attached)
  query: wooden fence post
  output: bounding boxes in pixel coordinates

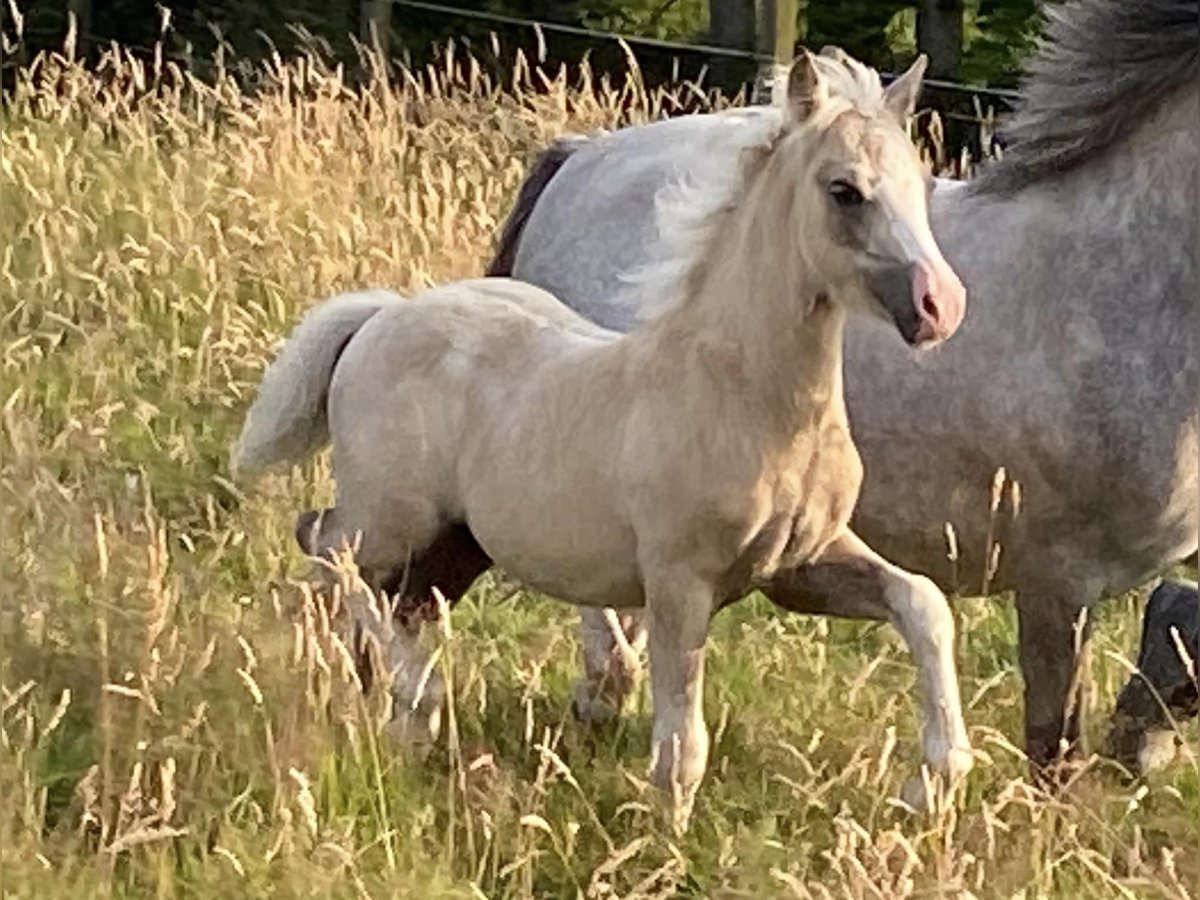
[360,0,392,61]
[752,0,796,101]
[67,0,93,56]
[757,0,796,66]
[708,0,757,91]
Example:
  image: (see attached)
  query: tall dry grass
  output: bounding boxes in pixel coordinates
[0,32,1196,900]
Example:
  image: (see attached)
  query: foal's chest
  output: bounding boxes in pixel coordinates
[736,423,863,585]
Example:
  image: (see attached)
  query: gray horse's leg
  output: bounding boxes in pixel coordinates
[377,523,492,614]
[1015,588,1094,777]
[1106,579,1199,773]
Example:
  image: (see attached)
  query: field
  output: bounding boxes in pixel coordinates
[0,39,1196,900]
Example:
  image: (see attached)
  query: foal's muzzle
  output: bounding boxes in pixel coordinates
[869,259,966,347]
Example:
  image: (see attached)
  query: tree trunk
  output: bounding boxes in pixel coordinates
[916,0,963,79]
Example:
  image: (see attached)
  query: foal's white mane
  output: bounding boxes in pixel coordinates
[623,50,895,322]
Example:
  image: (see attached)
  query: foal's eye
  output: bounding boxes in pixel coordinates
[829,181,865,208]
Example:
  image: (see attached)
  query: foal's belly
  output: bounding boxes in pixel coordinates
[501,553,645,609]
[459,442,645,609]
[468,509,645,609]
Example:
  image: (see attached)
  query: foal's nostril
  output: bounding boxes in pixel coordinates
[920,292,940,324]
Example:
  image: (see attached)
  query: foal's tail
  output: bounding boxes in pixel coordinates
[485,133,593,276]
[231,290,398,477]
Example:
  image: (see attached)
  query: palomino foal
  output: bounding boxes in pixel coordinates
[233,50,970,827]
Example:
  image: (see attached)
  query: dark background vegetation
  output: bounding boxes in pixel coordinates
[5,1,1041,84]
[2,1,1044,159]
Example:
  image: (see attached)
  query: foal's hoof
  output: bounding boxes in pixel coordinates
[383,669,446,749]
[669,787,699,837]
[643,770,701,836]
[899,747,974,813]
[570,682,622,725]
[646,732,709,835]
[385,707,443,751]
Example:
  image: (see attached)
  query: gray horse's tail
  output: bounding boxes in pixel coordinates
[231,290,398,477]
[486,134,591,276]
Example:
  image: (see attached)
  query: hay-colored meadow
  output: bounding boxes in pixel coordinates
[0,37,1196,900]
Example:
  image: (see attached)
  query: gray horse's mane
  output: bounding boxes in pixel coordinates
[972,0,1199,195]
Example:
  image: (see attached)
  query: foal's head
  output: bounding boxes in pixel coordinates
[771,48,966,347]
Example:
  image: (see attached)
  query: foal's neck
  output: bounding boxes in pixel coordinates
[645,150,847,433]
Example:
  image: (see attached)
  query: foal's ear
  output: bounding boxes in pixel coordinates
[882,54,928,123]
[786,49,828,124]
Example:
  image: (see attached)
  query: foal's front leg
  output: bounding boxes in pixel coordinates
[642,566,715,834]
[768,529,975,808]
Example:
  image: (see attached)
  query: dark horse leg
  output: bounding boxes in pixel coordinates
[1106,579,1199,773]
[1015,587,1094,780]
[377,523,493,610]
[367,523,494,692]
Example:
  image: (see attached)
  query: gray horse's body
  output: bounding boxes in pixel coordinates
[493,0,1199,766]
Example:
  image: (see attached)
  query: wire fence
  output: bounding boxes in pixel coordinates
[5,1,1023,126]
[391,0,1022,106]
[394,0,766,62]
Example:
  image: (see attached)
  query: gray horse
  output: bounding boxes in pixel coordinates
[378,0,1197,777]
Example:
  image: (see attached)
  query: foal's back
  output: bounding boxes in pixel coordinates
[325,277,634,589]
[330,277,615,436]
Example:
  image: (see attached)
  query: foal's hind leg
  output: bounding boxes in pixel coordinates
[379,523,493,608]
[574,607,648,723]
[295,504,451,745]
[372,522,492,707]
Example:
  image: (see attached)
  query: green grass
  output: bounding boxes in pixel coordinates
[1,40,1196,900]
